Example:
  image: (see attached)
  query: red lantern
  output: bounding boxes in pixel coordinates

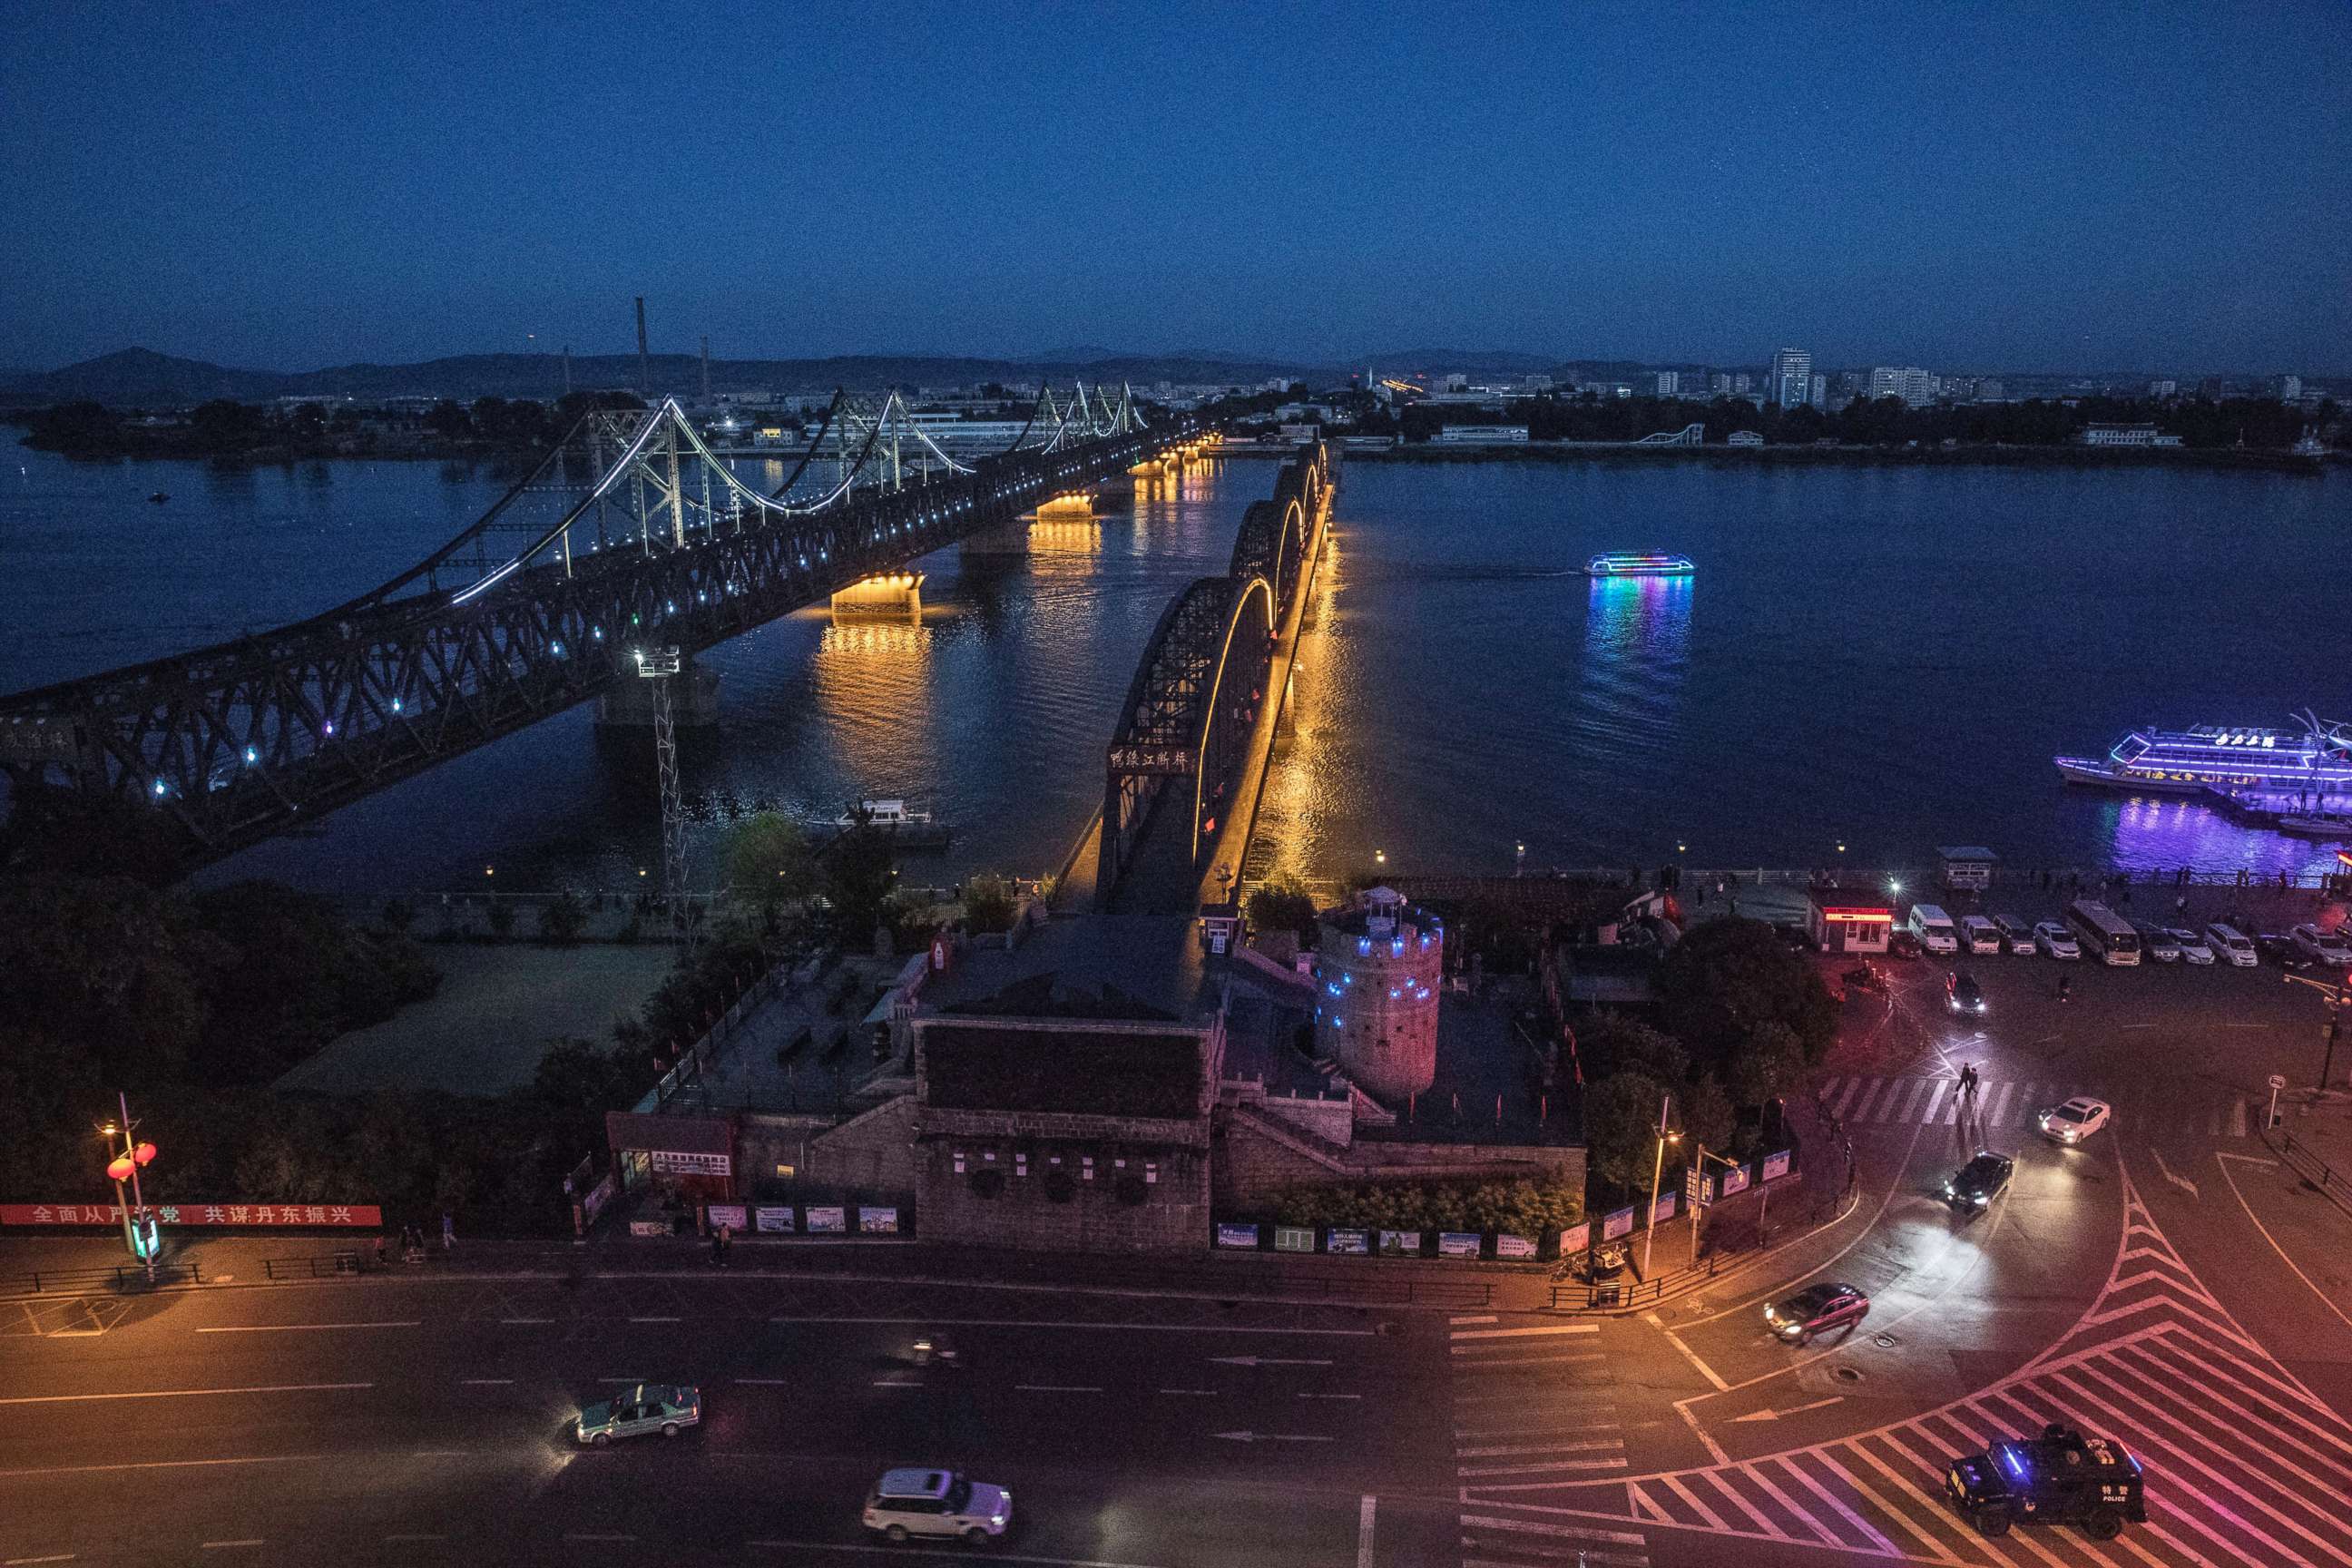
[106,1155,136,1183]
[133,1142,157,1166]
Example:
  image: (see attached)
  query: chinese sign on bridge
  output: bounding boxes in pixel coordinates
[1,1202,383,1229]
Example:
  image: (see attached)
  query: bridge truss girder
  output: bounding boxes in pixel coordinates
[1,410,1177,867]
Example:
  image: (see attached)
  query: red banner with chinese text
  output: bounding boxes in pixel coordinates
[1,1202,382,1228]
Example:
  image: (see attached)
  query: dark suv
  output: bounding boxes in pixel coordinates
[1945,972,1985,1014]
[1945,1424,2144,1541]
[1943,1151,2014,1213]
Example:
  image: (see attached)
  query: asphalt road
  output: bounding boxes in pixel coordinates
[8,943,2352,1568]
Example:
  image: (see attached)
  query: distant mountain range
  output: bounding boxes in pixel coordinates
[0,346,1328,409]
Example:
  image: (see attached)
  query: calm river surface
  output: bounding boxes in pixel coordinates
[3,446,2347,893]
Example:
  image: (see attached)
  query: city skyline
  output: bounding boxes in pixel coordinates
[5,3,2347,375]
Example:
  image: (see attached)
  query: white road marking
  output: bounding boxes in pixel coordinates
[1455,1440,1626,1458]
[1209,1355,1332,1367]
[627,1316,681,1323]
[498,1318,553,1324]
[767,1316,1371,1337]
[1447,1351,1605,1368]
[2151,1148,2200,1199]
[1211,1430,1332,1443]
[1450,1314,1498,1325]
[2230,1099,2249,1138]
[871,1378,919,1388]
[1449,1324,1599,1341]
[1920,1077,1949,1122]
[383,1536,445,1544]
[1357,1494,1377,1568]
[0,1383,371,1406]
[1462,1514,1648,1546]
[5,1556,78,1564]
[199,1544,265,1551]
[2217,1152,2352,1334]
[459,1378,513,1387]
[1014,1385,1102,1393]
[1661,1328,1728,1392]
[736,1377,791,1385]
[1298,1392,1361,1400]
[564,1534,635,1543]
[1728,1395,1845,1423]
[1458,1455,1630,1475]
[195,1322,417,1334]
[1157,1387,1218,1396]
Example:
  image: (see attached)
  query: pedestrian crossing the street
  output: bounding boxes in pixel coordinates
[1462,1176,2352,1568]
[1815,1073,2254,1141]
[1447,1320,1651,1567]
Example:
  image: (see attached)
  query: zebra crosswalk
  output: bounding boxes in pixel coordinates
[1816,1073,2253,1140]
[1448,1319,1651,1568]
[1463,1175,2352,1567]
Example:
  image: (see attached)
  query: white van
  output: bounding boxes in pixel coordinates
[1958,915,2004,956]
[2206,922,2258,967]
[1909,904,1960,956]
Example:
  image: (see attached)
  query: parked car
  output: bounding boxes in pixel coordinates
[1843,961,1887,994]
[1946,972,1987,1014]
[2034,921,2081,960]
[1943,1151,2014,1212]
[2289,923,2352,967]
[1992,914,2038,956]
[2258,932,2318,971]
[863,1468,1014,1545]
[575,1384,701,1446]
[2166,927,2215,965]
[2132,923,2180,963]
[1888,929,1925,961]
[1763,1281,1871,1344]
[2037,1096,2112,1145]
[2206,922,2259,966]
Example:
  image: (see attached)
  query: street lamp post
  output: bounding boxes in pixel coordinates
[1640,1093,1680,1282]
[1691,1146,1741,1270]
[99,1092,159,1283]
[2283,972,2347,1092]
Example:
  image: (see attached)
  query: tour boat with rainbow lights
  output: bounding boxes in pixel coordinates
[2053,716,2352,795]
[1584,551,1695,578]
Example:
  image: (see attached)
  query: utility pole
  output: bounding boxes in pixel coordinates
[1641,1093,1677,1282]
[635,296,652,399]
[2284,972,2346,1091]
[634,647,692,956]
[100,1094,159,1283]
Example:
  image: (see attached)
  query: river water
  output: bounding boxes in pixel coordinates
[3,446,2347,894]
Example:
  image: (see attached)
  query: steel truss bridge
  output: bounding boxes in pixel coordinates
[1097,442,1331,909]
[0,384,1184,866]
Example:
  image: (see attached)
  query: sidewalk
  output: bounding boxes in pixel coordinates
[0,1229,1557,1312]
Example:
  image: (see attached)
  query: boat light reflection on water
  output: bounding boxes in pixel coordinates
[2098,792,2349,878]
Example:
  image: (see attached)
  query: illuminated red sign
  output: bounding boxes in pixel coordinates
[1,1202,382,1228]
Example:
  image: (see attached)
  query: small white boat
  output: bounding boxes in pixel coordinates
[837,798,931,828]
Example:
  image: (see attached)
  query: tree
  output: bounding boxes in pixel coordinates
[1653,917,1838,1071]
[1246,878,1320,946]
[0,873,220,1086]
[540,891,586,946]
[1574,1013,1688,1084]
[819,816,896,946]
[1581,1070,1674,1192]
[485,899,517,939]
[1681,1074,1737,1158]
[1725,1021,1809,1111]
[725,813,813,906]
[381,897,417,935]
[962,874,1019,936]
[422,400,473,441]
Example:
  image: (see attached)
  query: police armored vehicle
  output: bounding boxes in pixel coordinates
[1945,1423,2144,1540]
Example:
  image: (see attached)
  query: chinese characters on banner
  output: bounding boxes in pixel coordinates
[0,1203,383,1229]
[648,1151,731,1177]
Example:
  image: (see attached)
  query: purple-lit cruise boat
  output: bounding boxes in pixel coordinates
[2054,717,2352,795]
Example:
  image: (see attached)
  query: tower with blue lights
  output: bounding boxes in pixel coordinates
[1312,886,1443,1103]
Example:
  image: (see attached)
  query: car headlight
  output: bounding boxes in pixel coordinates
[1943,1182,1955,1196]
[1973,1193,1990,1206]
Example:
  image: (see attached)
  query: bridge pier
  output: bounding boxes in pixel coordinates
[828,571,926,619]
[1035,489,1096,518]
[594,657,720,728]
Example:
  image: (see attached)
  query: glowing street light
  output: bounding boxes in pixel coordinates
[97,1093,159,1281]
[1642,1096,1681,1283]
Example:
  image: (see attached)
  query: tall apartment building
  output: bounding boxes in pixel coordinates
[1808,373,1828,410]
[2274,374,2303,402]
[1655,370,1678,397]
[2148,379,2177,397]
[1770,348,1812,408]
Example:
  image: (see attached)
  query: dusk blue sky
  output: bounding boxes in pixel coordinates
[4,1,2347,375]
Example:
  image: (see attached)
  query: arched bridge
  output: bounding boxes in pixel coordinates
[1097,443,1331,910]
[0,386,1189,865]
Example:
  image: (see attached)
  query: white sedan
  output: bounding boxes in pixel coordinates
[2034,921,2082,960]
[2038,1097,2112,1144]
[2167,927,2215,965]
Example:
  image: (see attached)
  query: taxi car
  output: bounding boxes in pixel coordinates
[575,1383,701,1446]
[1762,1281,1870,1344]
[1942,1151,2014,1213]
[1945,1423,2144,1541]
[863,1466,1014,1544]
[2037,1096,2112,1145]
